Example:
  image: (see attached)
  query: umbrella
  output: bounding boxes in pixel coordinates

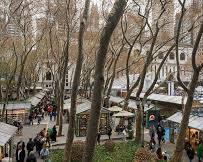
[113,110,135,117]
[108,106,122,112]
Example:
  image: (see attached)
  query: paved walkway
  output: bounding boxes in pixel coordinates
[13,116,199,162]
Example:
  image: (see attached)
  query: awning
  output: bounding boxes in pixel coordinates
[113,110,135,117]
[136,93,187,105]
[0,122,17,146]
[0,103,31,110]
[27,92,45,106]
[167,112,203,130]
[108,106,122,112]
[109,96,155,111]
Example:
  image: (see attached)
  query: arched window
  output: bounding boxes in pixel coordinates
[180,53,185,60]
[46,71,52,80]
[169,52,175,60]
[158,51,164,59]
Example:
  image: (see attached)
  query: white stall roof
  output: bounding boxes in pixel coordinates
[137,93,187,105]
[167,112,203,130]
[65,100,109,114]
[0,122,17,146]
[28,96,41,106]
[109,96,154,111]
[0,102,31,110]
[109,96,124,104]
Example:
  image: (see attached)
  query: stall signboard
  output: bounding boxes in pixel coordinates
[146,110,160,128]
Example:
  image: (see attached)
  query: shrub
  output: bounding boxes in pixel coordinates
[71,140,85,161]
[104,140,115,152]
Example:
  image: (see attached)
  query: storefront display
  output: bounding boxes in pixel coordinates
[73,101,110,137]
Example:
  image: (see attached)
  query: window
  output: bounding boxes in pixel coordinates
[46,71,52,80]
[180,53,185,60]
[169,52,175,60]
[158,51,164,59]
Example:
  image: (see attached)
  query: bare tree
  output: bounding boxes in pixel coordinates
[63,0,91,161]
[170,0,203,161]
[82,0,127,161]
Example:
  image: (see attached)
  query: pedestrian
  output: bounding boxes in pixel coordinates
[157,124,165,146]
[26,151,37,162]
[197,141,203,162]
[122,129,127,141]
[29,114,33,125]
[37,115,41,125]
[26,138,35,156]
[34,134,43,156]
[52,111,57,121]
[97,131,101,145]
[45,131,51,147]
[186,144,195,162]
[51,125,57,142]
[40,144,49,161]
[149,138,156,152]
[16,143,26,162]
[107,126,112,140]
[156,147,164,160]
[49,112,52,121]
[149,125,155,140]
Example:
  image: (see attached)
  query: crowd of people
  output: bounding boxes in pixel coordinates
[148,121,168,161]
[185,140,203,162]
[15,125,57,162]
[28,95,57,125]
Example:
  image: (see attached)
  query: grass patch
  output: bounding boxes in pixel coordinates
[51,141,139,162]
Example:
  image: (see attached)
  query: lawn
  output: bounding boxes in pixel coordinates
[51,141,139,162]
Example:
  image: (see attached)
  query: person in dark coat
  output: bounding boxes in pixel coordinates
[187,144,195,162]
[34,135,44,156]
[26,151,37,162]
[157,124,165,146]
[97,131,101,145]
[107,127,112,139]
[26,138,35,156]
[51,125,57,142]
[16,143,26,162]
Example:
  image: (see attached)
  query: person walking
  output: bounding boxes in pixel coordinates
[156,147,164,160]
[37,115,41,125]
[186,144,195,162]
[16,143,26,162]
[97,131,101,145]
[51,125,57,142]
[149,125,155,140]
[45,131,51,147]
[122,129,127,141]
[40,144,49,162]
[157,124,165,146]
[28,114,33,125]
[26,138,35,156]
[26,151,37,162]
[197,141,203,162]
[107,126,112,140]
[34,134,44,156]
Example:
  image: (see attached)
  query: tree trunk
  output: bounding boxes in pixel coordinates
[170,71,199,162]
[63,0,91,161]
[57,28,71,136]
[82,1,127,161]
[135,108,142,142]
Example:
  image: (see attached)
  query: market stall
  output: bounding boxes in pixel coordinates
[70,101,110,137]
[167,111,203,150]
[0,102,31,123]
[0,122,17,161]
